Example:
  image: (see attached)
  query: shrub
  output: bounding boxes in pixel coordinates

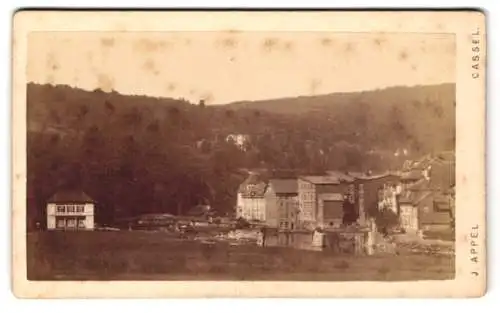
[236,217,250,229]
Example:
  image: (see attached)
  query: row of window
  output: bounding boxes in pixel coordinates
[279,201,298,208]
[300,193,315,201]
[239,215,264,220]
[56,204,85,213]
[299,182,312,190]
[56,217,86,228]
[279,221,295,230]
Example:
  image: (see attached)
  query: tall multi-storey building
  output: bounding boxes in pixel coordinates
[265,179,299,230]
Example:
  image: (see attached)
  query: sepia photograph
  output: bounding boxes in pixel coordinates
[11,10,486,298]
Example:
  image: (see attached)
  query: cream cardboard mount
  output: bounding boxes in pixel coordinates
[11,10,486,298]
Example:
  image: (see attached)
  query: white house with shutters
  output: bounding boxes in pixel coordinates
[46,189,95,230]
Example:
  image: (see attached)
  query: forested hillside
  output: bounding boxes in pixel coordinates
[26,83,455,227]
[226,83,456,154]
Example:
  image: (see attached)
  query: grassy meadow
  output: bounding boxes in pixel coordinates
[27,231,455,281]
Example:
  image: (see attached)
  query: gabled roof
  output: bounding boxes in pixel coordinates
[434,194,451,204]
[238,173,268,197]
[348,171,400,181]
[48,189,94,204]
[269,179,298,195]
[429,162,455,190]
[407,179,430,191]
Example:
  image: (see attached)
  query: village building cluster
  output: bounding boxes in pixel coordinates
[41,149,455,240]
[236,151,456,236]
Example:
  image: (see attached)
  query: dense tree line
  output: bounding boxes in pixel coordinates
[26,83,455,228]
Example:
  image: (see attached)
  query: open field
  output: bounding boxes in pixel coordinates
[27,231,455,281]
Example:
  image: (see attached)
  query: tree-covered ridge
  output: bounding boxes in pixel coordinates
[26,83,455,227]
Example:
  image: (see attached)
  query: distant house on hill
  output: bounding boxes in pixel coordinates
[265,179,299,230]
[46,189,95,230]
[226,134,250,151]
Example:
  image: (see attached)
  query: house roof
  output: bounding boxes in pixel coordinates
[399,189,433,205]
[407,179,430,192]
[269,179,298,194]
[349,171,400,181]
[429,162,455,190]
[238,173,268,197]
[434,200,451,212]
[434,194,451,204]
[346,171,367,179]
[48,189,94,204]
[420,212,452,225]
[299,175,340,185]
[326,171,355,183]
[414,191,433,205]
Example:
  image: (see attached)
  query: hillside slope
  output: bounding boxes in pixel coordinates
[26,83,455,226]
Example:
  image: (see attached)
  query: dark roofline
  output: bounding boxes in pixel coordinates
[275,192,298,196]
[47,189,95,204]
[355,173,400,182]
[298,176,340,185]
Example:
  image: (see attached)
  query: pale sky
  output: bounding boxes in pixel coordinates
[28,31,455,104]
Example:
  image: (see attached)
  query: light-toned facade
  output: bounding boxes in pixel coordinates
[46,190,95,230]
[236,173,268,222]
[236,193,266,221]
[47,203,95,230]
[399,203,419,233]
[378,183,402,214]
[297,177,317,223]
